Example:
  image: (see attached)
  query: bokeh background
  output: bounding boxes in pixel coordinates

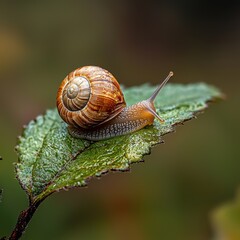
[0,1,240,240]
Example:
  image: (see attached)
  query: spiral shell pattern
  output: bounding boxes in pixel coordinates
[57,66,126,129]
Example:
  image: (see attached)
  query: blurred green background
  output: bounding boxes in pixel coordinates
[0,1,239,240]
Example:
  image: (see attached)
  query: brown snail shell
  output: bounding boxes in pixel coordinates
[56,66,126,129]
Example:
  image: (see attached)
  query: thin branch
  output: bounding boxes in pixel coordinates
[4,200,42,240]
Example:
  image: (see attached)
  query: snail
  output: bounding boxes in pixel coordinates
[57,66,173,141]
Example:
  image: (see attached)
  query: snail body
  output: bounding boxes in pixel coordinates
[57,66,173,141]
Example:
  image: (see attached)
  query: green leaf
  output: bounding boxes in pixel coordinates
[211,190,240,240]
[15,82,222,203]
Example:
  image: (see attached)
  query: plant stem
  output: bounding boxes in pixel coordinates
[6,200,41,240]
